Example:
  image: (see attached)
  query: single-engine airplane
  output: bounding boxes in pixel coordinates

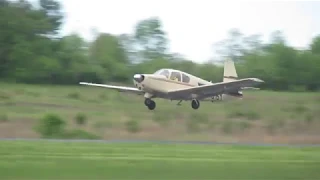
[79,59,264,110]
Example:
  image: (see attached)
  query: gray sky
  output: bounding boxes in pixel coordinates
[58,0,320,63]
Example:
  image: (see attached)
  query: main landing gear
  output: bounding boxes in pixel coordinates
[211,95,222,102]
[144,98,199,110]
[191,99,200,110]
[144,98,156,110]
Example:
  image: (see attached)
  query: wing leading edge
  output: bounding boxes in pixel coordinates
[167,78,264,99]
[79,82,144,95]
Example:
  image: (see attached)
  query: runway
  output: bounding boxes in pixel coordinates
[1,138,319,147]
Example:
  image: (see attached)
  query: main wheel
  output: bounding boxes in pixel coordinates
[191,99,200,109]
[147,100,156,110]
[144,98,152,106]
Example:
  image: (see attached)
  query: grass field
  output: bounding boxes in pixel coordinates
[0,82,319,143]
[0,140,319,180]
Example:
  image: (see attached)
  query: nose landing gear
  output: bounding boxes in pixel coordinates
[144,98,156,110]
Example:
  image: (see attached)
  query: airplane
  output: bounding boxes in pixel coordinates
[79,59,264,110]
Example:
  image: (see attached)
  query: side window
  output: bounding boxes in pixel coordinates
[182,73,190,83]
[160,70,170,78]
[170,71,181,82]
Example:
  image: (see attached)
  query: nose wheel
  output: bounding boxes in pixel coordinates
[144,98,156,110]
[191,99,200,109]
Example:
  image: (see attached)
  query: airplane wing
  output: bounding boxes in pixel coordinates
[167,78,264,99]
[79,82,144,95]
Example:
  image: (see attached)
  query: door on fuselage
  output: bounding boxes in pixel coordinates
[169,71,182,82]
[167,71,193,90]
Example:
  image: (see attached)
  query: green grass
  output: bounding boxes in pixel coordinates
[0,140,319,180]
[0,82,319,143]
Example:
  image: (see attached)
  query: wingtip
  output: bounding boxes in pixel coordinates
[251,78,264,83]
[257,78,264,83]
[79,82,90,85]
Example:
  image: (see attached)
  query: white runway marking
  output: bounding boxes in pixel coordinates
[1,154,319,163]
[1,138,320,147]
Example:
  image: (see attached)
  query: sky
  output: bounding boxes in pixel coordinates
[57,0,320,63]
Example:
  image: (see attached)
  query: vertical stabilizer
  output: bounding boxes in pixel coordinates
[223,58,243,98]
[223,59,238,82]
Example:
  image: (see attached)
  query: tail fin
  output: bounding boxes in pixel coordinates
[222,59,259,99]
[223,59,243,98]
[223,59,238,82]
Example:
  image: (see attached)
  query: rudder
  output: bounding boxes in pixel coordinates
[223,59,243,98]
[223,59,238,82]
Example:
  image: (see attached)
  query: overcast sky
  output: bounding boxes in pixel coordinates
[57,0,320,63]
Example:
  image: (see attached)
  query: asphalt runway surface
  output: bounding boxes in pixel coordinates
[1,138,320,147]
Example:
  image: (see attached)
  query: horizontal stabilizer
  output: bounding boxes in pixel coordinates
[167,78,264,99]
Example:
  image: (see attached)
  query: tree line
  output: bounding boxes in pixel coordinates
[1,0,320,91]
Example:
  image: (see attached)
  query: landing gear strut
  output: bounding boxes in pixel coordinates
[144,98,156,110]
[211,94,222,102]
[191,99,200,109]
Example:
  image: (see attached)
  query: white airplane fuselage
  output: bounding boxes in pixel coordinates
[132,69,242,101]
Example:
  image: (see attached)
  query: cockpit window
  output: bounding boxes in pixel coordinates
[182,73,190,83]
[154,69,170,78]
[170,71,182,82]
[154,69,163,75]
[160,70,170,78]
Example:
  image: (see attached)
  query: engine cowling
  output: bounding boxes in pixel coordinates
[133,74,145,83]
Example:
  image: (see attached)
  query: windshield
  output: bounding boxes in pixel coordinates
[154,69,164,75]
[154,69,170,78]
